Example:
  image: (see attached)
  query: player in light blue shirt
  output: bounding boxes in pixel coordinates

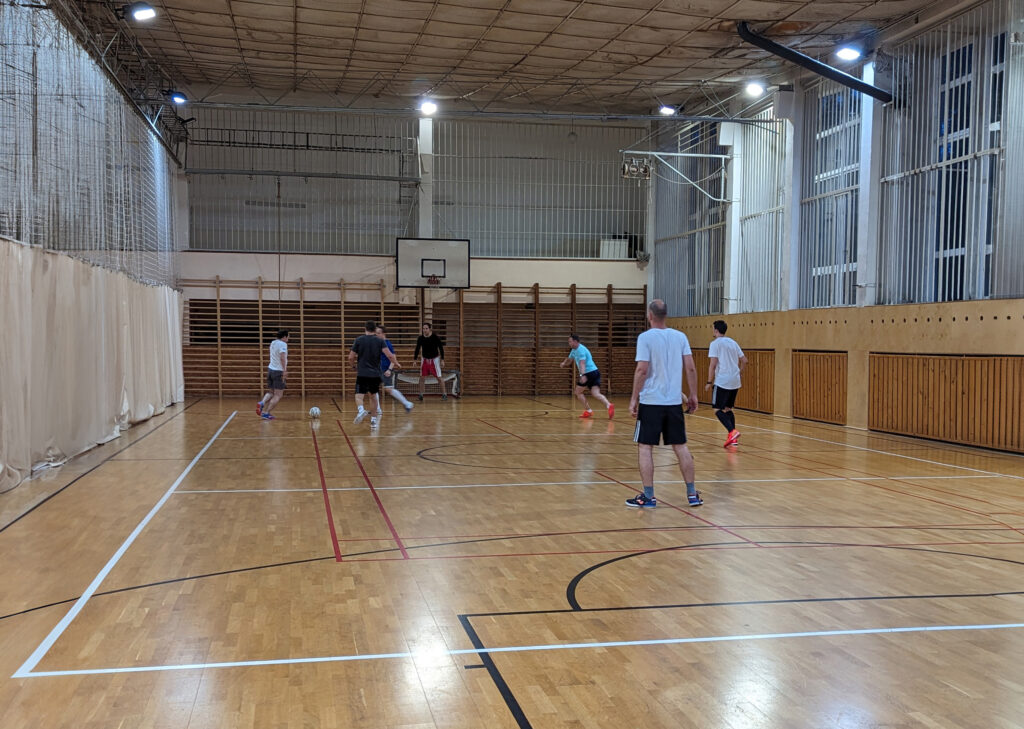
[560,333,614,419]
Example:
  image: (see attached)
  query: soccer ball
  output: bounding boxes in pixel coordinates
[309,406,321,419]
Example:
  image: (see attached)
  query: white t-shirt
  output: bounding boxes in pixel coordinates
[635,327,692,406]
[709,336,744,390]
[269,339,287,371]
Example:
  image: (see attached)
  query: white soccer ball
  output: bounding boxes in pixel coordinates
[309,406,321,418]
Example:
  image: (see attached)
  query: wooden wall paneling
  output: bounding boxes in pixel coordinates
[690,348,774,413]
[339,281,347,397]
[537,291,573,395]
[533,283,541,395]
[458,288,465,385]
[215,277,223,397]
[792,351,847,425]
[496,283,503,396]
[606,285,614,393]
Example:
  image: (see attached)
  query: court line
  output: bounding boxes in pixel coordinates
[17,621,1024,678]
[595,471,763,547]
[475,419,526,440]
[336,419,409,559]
[0,399,204,533]
[690,414,1024,480]
[310,424,343,562]
[12,410,237,679]
[171,473,1005,495]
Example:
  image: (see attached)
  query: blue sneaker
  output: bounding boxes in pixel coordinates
[261,413,274,420]
[625,494,657,508]
[688,491,704,507]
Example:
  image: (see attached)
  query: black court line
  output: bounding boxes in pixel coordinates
[460,539,1024,727]
[0,399,204,533]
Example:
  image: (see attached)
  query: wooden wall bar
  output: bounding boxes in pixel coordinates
[870,354,1024,453]
[791,351,848,424]
[181,280,646,397]
[691,349,775,413]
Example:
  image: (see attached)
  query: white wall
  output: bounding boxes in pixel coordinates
[179,251,648,303]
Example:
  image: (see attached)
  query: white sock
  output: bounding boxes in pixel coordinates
[261,394,271,406]
[389,389,411,407]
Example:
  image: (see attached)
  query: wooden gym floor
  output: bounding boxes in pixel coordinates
[2,395,1024,728]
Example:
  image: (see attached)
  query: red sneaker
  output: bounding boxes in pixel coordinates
[725,429,740,447]
[580,410,593,418]
[256,401,263,416]
[608,404,615,419]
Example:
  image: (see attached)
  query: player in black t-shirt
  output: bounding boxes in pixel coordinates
[413,322,447,401]
[348,320,400,428]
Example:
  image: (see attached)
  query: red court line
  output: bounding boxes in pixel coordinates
[311,425,343,562]
[596,471,763,547]
[336,420,410,559]
[475,419,526,440]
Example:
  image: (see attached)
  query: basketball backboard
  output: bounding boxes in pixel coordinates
[396,238,470,288]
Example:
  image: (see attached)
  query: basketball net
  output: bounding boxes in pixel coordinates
[426,275,441,288]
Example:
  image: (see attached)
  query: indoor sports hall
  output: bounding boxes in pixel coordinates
[2,1,1024,727]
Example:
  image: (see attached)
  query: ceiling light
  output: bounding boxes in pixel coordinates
[658,105,675,116]
[745,81,766,97]
[836,46,862,61]
[168,91,187,105]
[419,100,437,116]
[121,3,156,21]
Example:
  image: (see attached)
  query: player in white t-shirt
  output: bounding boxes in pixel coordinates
[257,329,289,420]
[626,299,702,509]
[705,320,747,448]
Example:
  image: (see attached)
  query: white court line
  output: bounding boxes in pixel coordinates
[172,474,1003,495]
[691,414,1024,480]
[12,411,238,679]
[18,621,1024,677]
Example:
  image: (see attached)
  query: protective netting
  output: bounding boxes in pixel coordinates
[0,3,181,287]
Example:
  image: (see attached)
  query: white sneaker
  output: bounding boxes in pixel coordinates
[370,417,379,429]
[404,402,414,412]
[353,409,367,424]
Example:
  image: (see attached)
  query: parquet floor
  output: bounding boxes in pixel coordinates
[3,394,1024,728]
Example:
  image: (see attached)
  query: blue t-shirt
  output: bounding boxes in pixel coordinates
[379,340,395,372]
[569,343,598,374]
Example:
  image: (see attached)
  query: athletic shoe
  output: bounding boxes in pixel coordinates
[256,401,263,416]
[608,404,615,419]
[404,402,414,412]
[260,413,274,420]
[688,491,704,507]
[580,410,594,419]
[625,494,657,508]
[375,409,383,417]
[353,409,368,425]
[725,430,740,447]
[370,417,379,429]
[417,394,424,401]
[442,394,448,400]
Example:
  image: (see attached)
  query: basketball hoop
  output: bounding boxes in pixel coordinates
[426,275,441,288]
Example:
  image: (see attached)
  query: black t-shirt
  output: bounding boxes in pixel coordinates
[351,334,385,377]
[414,333,444,359]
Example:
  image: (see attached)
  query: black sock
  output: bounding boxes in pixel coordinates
[715,409,730,431]
[726,411,736,431]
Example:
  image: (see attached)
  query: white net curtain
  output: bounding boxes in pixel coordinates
[0,237,184,492]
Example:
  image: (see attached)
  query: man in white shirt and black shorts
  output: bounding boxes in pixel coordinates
[257,329,288,420]
[626,300,702,508]
[705,319,747,448]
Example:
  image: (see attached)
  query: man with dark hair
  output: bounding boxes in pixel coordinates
[705,319,747,448]
[626,299,702,508]
[375,325,414,413]
[560,333,613,419]
[348,320,400,429]
[257,329,289,420]
[414,322,447,401]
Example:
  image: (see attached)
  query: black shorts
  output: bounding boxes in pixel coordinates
[381,372,395,388]
[267,369,286,390]
[578,369,601,388]
[633,403,687,446]
[356,375,381,395]
[711,386,738,410]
